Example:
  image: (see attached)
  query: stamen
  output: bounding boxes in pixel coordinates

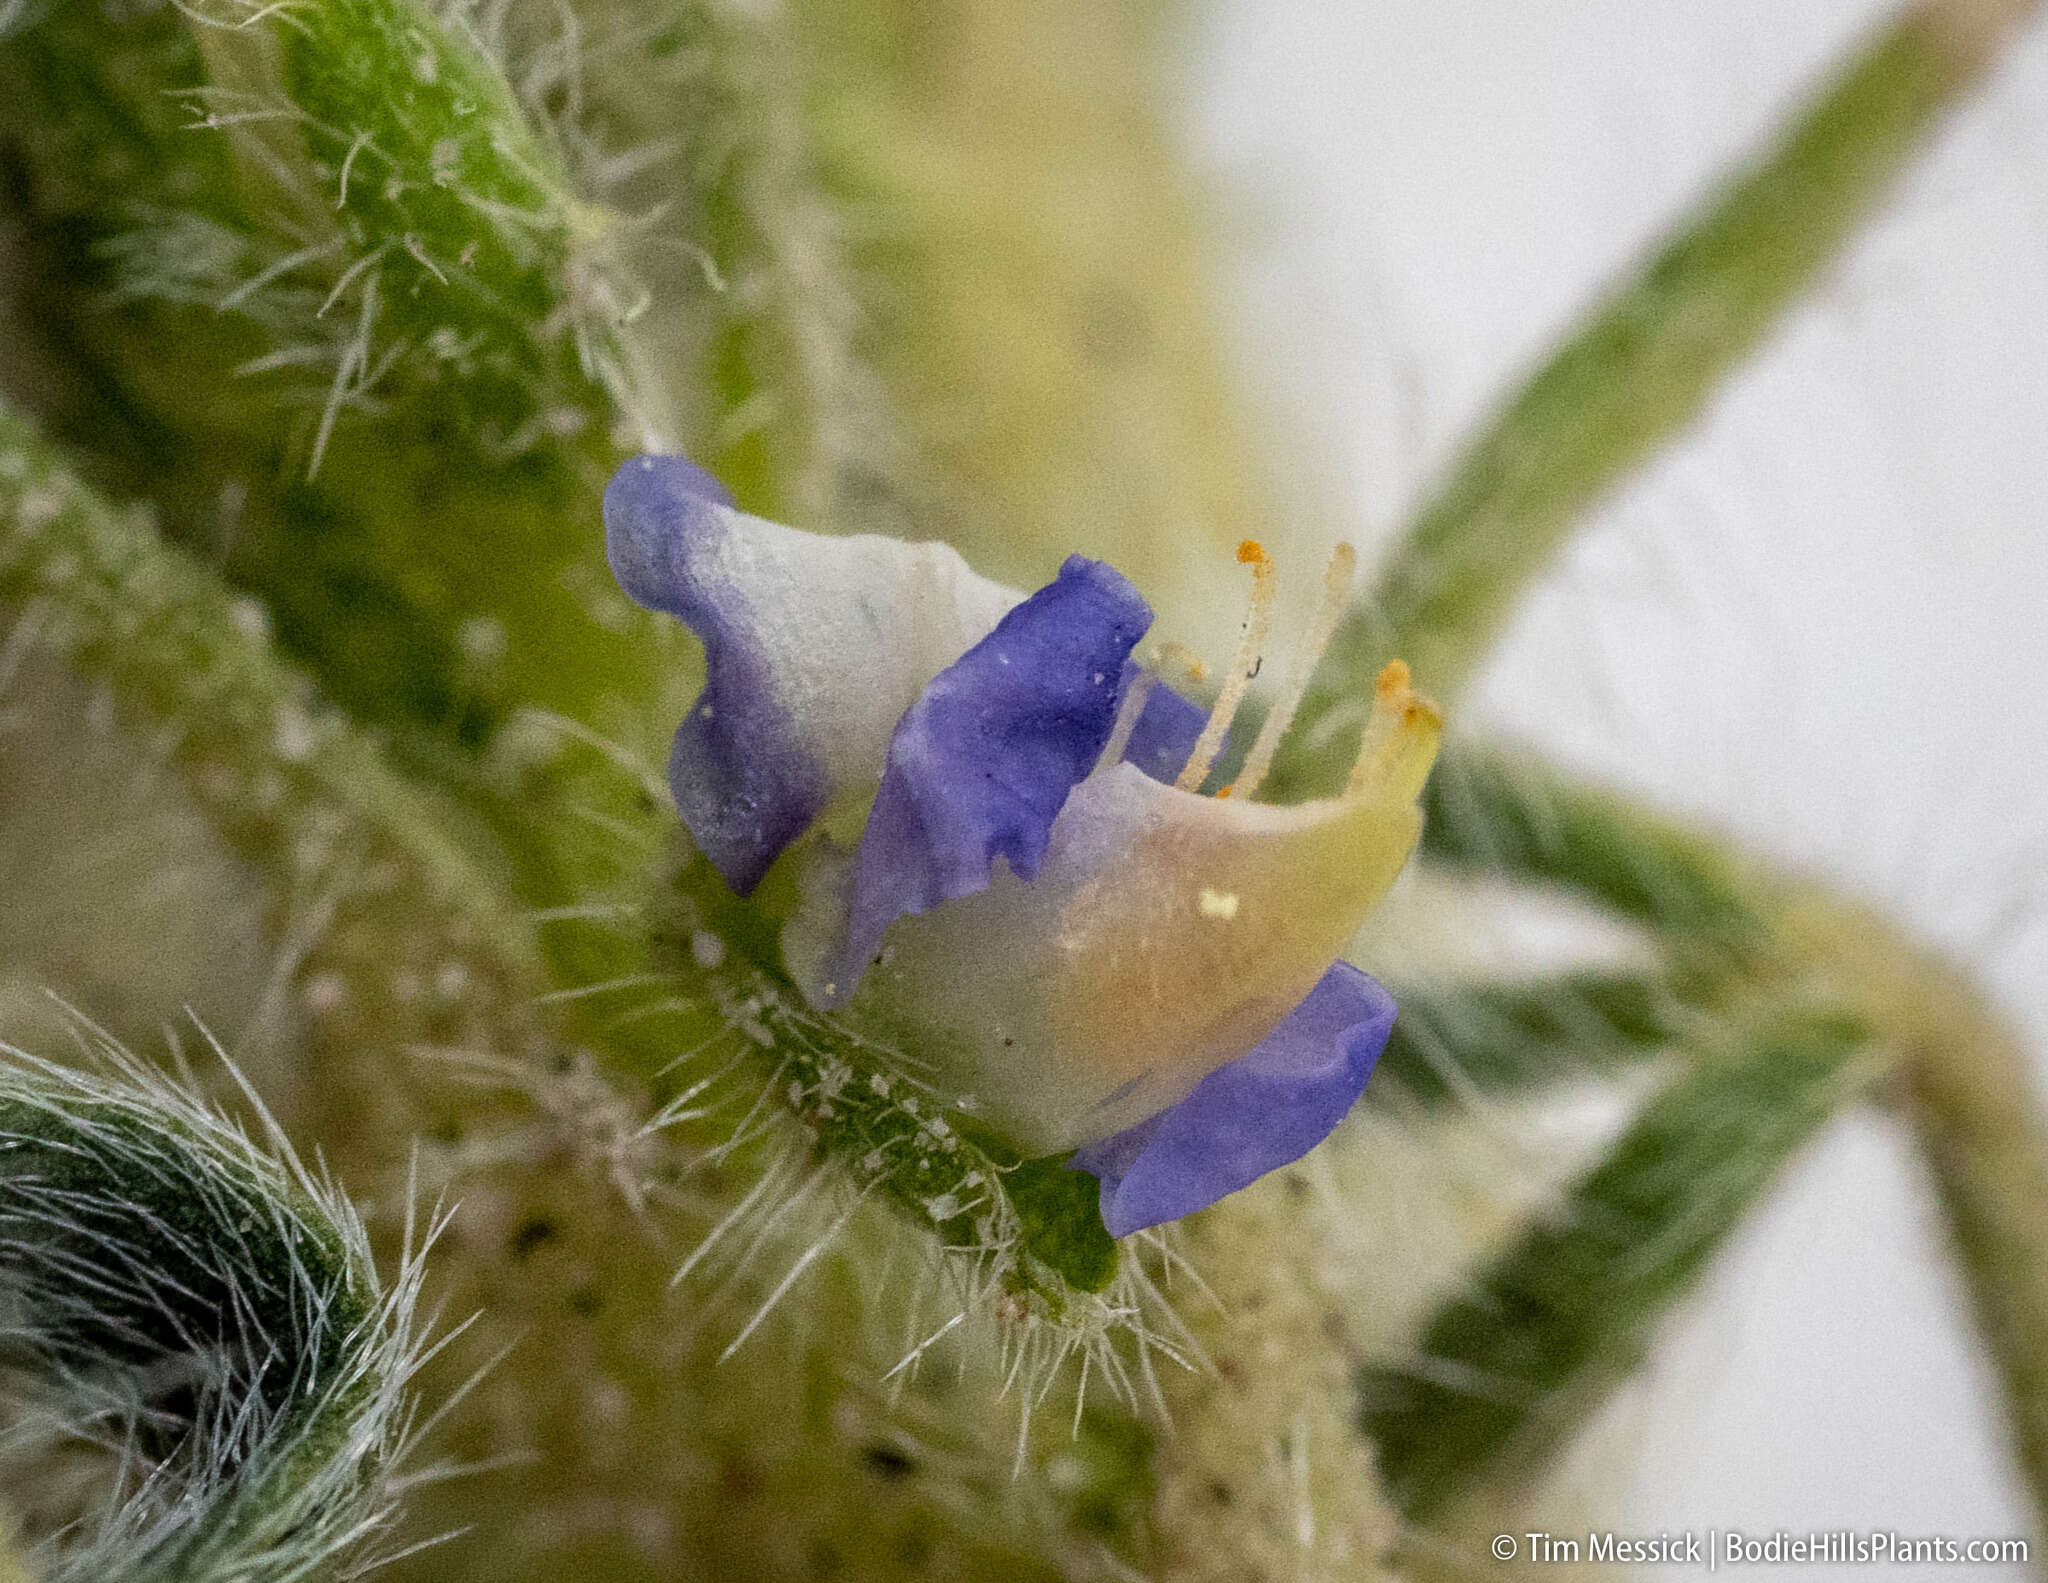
[1232,541,1358,802]
[1150,641,1208,685]
[1175,540,1276,793]
[1346,659,1442,801]
[1094,668,1158,774]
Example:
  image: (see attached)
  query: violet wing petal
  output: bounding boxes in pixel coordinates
[1069,961,1396,1237]
[604,454,1018,894]
[831,555,1154,996]
[1120,664,1205,784]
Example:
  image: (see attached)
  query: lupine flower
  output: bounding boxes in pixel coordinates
[606,455,1439,1236]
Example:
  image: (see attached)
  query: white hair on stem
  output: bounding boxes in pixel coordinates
[0,1006,441,1583]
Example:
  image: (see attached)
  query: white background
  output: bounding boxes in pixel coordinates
[1184,0,2048,1566]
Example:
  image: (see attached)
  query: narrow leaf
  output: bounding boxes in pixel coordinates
[1373,972,1685,1110]
[1360,1005,1873,1521]
[1271,0,2044,790]
[1418,743,1767,958]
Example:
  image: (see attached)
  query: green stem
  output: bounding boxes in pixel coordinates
[1373,970,1688,1109]
[1273,0,2043,797]
[1420,741,1769,960]
[1775,893,2048,1529]
[1904,997,2048,1527]
[1362,1004,1877,1523]
[1391,742,2048,1533]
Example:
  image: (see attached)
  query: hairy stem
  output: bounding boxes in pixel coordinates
[1272,0,2044,796]
[1404,744,2048,1534]
[1363,1004,1878,1523]
[1777,893,2048,1529]
[1904,995,2048,1526]
[1153,1175,1402,1583]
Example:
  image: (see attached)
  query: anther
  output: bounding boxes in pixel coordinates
[1175,540,1276,793]
[1233,541,1357,801]
[1150,641,1208,685]
[1346,659,1442,801]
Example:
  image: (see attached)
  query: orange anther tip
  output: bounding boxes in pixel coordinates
[1215,783,1235,799]
[1375,658,1412,694]
[1236,539,1268,565]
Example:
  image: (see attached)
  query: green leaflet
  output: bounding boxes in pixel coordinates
[273,0,578,408]
[1418,742,1768,960]
[1372,972,1686,1109]
[0,1039,424,1583]
[1359,1005,1874,1522]
[1266,0,2043,795]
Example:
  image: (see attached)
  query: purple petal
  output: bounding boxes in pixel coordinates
[828,556,1154,998]
[1120,664,1205,784]
[605,457,822,893]
[603,455,736,616]
[604,455,1018,895]
[1069,962,1396,1237]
